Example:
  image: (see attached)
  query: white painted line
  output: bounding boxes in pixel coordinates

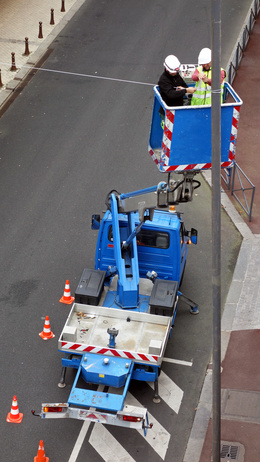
[148,371,184,414]
[126,393,170,460]
[89,425,136,462]
[68,385,104,462]
[68,420,91,462]
[163,357,193,367]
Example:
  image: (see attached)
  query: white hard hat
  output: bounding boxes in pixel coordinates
[164,55,181,73]
[198,48,212,65]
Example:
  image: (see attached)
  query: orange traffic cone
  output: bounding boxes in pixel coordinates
[34,440,49,462]
[39,316,55,340]
[6,395,23,423]
[59,279,74,304]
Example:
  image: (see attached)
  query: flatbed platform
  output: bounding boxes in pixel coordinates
[58,278,176,366]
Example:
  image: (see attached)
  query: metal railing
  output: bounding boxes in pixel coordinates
[227,0,260,84]
[221,167,232,190]
[222,0,258,221]
[222,163,255,221]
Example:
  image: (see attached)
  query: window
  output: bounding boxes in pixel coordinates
[180,223,185,246]
[137,230,169,249]
[108,226,169,249]
[108,226,113,242]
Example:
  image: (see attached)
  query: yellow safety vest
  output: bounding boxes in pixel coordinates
[191,66,226,106]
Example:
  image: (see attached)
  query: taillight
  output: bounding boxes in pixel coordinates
[43,406,63,413]
[122,415,142,422]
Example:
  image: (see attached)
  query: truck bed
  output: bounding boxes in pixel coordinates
[58,279,175,366]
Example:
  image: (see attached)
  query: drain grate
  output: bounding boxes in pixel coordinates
[221,444,239,460]
[211,442,245,462]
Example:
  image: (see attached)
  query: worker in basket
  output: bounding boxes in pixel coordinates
[191,47,226,105]
[158,55,196,129]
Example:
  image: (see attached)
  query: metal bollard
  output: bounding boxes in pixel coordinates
[38,21,43,39]
[24,37,30,56]
[61,0,65,12]
[0,69,3,87]
[11,52,17,71]
[50,8,55,25]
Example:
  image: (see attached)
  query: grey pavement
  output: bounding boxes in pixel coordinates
[1,0,260,461]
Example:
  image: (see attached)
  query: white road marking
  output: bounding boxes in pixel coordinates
[89,425,136,462]
[125,393,170,460]
[147,371,184,414]
[163,357,193,367]
[68,385,104,462]
[68,420,91,462]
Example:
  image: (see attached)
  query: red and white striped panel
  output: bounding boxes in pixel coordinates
[148,146,160,168]
[61,341,159,363]
[165,162,212,172]
[228,105,240,162]
[161,109,175,166]
[79,410,107,423]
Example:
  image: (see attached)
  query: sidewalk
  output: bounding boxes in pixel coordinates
[0,0,85,107]
[0,2,260,462]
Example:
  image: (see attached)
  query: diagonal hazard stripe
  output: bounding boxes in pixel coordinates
[89,425,136,462]
[147,371,184,414]
[125,393,170,460]
[103,387,171,460]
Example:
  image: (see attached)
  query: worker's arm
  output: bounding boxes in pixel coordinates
[191,68,200,82]
[158,79,186,100]
[202,69,226,86]
[176,86,196,94]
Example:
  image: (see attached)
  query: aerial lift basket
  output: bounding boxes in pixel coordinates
[148,82,243,173]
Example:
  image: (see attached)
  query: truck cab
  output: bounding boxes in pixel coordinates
[94,208,196,288]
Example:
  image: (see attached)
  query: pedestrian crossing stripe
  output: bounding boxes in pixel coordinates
[89,424,136,462]
[147,370,184,414]
[90,392,171,461]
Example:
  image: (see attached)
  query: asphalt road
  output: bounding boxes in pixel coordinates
[0,0,250,460]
